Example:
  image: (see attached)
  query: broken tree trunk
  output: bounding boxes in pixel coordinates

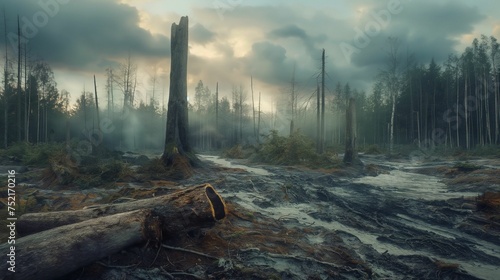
[343,97,361,165]
[0,209,161,280]
[162,16,198,168]
[18,184,226,237]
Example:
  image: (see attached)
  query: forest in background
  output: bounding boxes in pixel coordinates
[1,34,499,156]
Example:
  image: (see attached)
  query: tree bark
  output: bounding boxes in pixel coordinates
[94,75,100,132]
[251,76,256,140]
[215,82,219,146]
[18,184,227,237]
[3,10,8,148]
[316,82,320,153]
[289,65,296,137]
[0,209,161,280]
[343,98,360,165]
[162,16,197,166]
[257,91,261,144]
[17,15,22,142]
[320,49,326,154]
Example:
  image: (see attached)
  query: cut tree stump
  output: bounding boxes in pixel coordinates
[0,209,160,280]
[18,183,227,236]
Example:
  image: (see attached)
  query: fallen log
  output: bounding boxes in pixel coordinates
[18,183,226,236]
[0,209,161,280]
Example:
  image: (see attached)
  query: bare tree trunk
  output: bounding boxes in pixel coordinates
[343,98,359,165]
[456,68,460,148]
[320,49,326,153]
[65,118,70,147]
[162,16,197,167]
[494,60,499,144]
[17,15,22,142]
[24,43,29,142]
[416,111,421,148]
[289,65,296,136]
[257,91,261,144]
[93,75,100,132]
[484,71,492,145]
[251,76,256,139]
[465,72,469,149]
[494,71,500,144]
[384,37,401,152]
[106,68,114,118]
[316,82,320,153]
[390,93,396,152]
[215,82,219,134]
[239,85,243,143]
[4,10,8,148]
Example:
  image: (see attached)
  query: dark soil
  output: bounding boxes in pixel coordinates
[1,153,499,279]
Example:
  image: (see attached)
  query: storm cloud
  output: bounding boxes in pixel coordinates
[2,0,169,71]
[0,0,496,105]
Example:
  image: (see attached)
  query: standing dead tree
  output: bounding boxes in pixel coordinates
[316,81,320,153]
[3,10,9,148]
[343,97,361,165]
[93,75,100,132]
[320,49,326,153]
[289,64,297,136]
[381,37,401,152]
[162,16,198,168]
[17,15,21,141]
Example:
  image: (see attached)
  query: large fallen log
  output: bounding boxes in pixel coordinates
[0,209,161,280]
[1,184,226,280]
[18,183,227,237]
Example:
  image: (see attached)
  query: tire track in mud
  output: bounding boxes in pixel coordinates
[201,155,500,279]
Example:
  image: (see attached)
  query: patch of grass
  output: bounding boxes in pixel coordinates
[453,161,481,172]
[256,130,314,165]
[253,130,343,169]
[42,150,134,189]
[468,145,500,157]
[362,144,383,155]
[224,144,245,159]
[0,142,65,166]
[138,155,192,180]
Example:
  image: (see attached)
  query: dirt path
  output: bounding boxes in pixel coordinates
[199,154,500,279]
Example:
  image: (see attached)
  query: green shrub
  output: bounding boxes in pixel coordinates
[224,144,245,159]
[453,161,481,172]
[1,142,65,166]
[258,130,288,164]
[364,144,382,155]
[257,130,322,166]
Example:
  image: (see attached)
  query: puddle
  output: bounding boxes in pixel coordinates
[199,155,271,176]
[353,170,481,200]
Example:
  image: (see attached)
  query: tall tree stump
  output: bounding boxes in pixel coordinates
[343,97,361,165]
[162,16,199,169]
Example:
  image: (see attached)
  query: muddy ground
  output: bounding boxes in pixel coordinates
[1,153,500,279]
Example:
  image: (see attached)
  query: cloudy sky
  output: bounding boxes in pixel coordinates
[2,0,499,110]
